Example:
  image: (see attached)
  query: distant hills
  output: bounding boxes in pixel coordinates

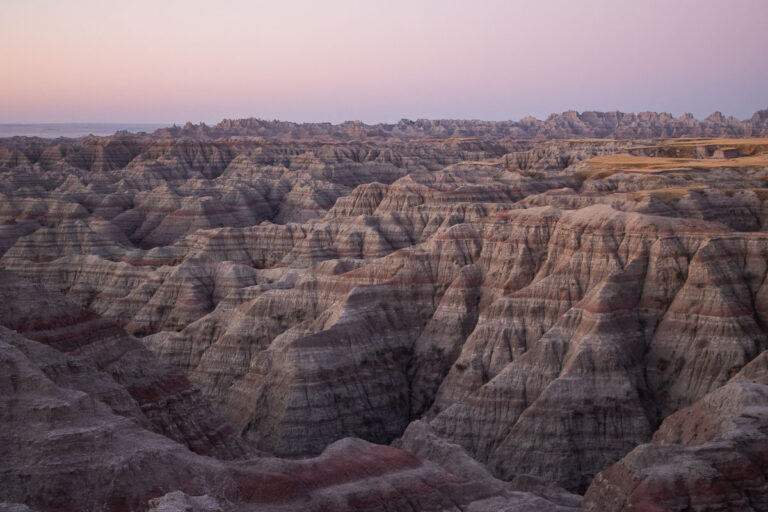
[153,109,768,141]
[3,109,767,142]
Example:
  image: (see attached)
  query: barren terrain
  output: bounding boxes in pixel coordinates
[3,110,768,511]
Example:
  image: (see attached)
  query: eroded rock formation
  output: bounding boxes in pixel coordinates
[3,111,768,510]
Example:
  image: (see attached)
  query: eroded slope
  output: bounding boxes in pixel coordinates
[3,115,768,510]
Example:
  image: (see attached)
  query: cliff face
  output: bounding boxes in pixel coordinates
[2,116,768,510]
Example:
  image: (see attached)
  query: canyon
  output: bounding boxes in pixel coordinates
[2,110,768,511]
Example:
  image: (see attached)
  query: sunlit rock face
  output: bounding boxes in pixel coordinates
[2,113,768,510]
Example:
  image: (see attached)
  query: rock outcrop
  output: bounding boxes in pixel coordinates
[153,110,768,141]
[584,378,768,511]
[0,271,569,512]
[3,115,768,510]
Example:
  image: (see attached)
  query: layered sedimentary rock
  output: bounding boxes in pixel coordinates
[0,270,569,512]
[153,110,768,141]
[3,113,768,510]
[584,376,768,511]
[0,268,248,459]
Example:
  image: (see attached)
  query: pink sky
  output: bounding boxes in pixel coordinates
[1,0,767,123]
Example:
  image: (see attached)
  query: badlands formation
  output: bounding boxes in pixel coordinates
[2,110,768,511]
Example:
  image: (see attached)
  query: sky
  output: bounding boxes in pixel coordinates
[1,0,767,124]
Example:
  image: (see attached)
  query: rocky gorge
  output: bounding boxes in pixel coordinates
[3,110,768,511]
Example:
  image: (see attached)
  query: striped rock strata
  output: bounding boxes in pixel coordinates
[2,124,768,510]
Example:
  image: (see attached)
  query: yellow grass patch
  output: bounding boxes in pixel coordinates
[578,153,768,180]
[660,137,768,146]
[631,138,768,157]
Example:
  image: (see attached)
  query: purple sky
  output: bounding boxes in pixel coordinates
[2,0,767,124]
